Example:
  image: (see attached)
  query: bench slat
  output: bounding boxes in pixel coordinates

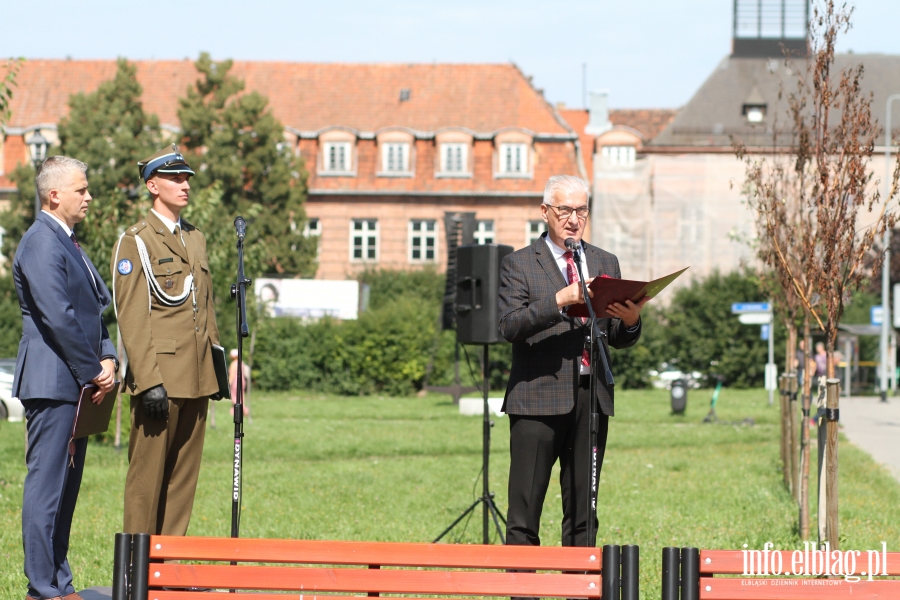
[700,550,900,576]
[699,576,900,599]
[148,536,602,571]
[148,564,602,597]
[151,594,544,600]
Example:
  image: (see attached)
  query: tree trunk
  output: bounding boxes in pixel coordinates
[781,322,798,494]
[790,355,800,502]
[799,319,811,540]
[786,325,797,373]
[780,375,791,492]
[825,378,840,549]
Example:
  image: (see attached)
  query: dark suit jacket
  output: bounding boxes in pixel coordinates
[499,234,641,417]
[12,212,117,402]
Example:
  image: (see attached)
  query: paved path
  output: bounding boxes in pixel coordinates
[839,395,900,482]
[79,587,111,599]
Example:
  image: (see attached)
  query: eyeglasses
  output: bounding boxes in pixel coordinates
[546,204,590,220]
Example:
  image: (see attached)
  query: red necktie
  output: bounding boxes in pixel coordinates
[563,251,590,368]
[70,233,81,251]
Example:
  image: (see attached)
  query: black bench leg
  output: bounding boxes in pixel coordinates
[620,545,639,600]
[112,533,132,600]
[661,547,680,600]
[681,547,699,600]
[602,544,620,600]
[131,533,151,600]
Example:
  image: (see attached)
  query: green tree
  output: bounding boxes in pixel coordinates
[610,305,667,389]
[0,57,24,127]
[177,53,315,279]
[662,270,777,387]
[1,59,160,283]
[60,59,160,287]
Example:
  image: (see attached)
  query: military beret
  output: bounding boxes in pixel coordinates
[137,144,196,182]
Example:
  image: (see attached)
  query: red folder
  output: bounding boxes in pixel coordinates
[567,267,689,319]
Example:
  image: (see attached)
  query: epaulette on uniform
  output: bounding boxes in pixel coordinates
[125,221,149,237]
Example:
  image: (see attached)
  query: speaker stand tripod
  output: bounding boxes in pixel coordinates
[433,343,506,544]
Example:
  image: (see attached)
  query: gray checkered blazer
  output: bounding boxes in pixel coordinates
[498,234,641,417]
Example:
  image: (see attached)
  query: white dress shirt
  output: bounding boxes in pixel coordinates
[544,235,590,283]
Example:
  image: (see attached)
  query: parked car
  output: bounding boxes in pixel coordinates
[649,365,704,390]
[0,358,24,422]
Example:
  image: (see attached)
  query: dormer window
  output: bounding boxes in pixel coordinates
[376,131,415,177]
[601,145,636,167]
[494,132,533,179]
[441,143,467,173]
[499,143,528,174]
[742,85,768,124]
[383,142,410,172]
[323,141,352,172]
[743,104,767,123]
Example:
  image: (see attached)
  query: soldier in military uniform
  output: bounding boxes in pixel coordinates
[112,144,221,536]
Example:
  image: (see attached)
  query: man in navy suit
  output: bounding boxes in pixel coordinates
[13,155,118,600]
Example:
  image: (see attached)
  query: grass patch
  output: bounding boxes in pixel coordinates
[1,388,899,598]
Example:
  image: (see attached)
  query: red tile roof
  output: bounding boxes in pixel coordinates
[609,109,678,142]
[1,59,572,136]
[558,107,679,148]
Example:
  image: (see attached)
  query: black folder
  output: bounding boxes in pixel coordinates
[212,344,231,400]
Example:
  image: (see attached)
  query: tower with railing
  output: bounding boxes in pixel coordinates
[732,0,809,58]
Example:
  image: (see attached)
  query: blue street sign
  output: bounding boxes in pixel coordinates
[871,305,884,326]
[732,302,771,314]
[761,324,770,341]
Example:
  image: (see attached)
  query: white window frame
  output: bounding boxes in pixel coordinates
[322,141,353,173]
[303,218,321,238]
[498,142,529,176]
[601,145,636,167]
[440,143,468,175]
[475,220,495,245]
[381,142,411,174]
[526,220,547,245]
[350,219,379,262]
[408,219,438,263]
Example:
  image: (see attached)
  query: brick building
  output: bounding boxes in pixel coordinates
[561,0,900,289]
[0,60,587,279]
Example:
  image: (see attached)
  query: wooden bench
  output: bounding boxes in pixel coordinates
[113,533,639,600]
[662,546,900,599]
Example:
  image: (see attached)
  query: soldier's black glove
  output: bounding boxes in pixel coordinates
[142,384,169,420]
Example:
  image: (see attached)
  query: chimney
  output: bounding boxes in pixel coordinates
[585,90,612,135]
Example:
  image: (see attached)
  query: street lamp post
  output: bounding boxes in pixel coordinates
[28,129,49,220]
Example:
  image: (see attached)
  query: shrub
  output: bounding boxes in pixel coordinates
[253,268,781,394]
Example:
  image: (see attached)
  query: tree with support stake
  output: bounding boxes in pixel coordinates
[738,1,900,548]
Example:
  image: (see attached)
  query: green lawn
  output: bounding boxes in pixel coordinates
[1,388,899,599]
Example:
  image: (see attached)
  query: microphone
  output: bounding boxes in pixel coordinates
[564,237,579,255]
[234,216,246,240]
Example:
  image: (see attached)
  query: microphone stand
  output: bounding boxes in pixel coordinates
[570,242,613,549]
[230,217,251,539]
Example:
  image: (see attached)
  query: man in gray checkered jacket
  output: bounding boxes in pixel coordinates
[499,175,647,549]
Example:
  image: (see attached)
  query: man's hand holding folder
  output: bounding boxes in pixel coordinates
[566,267,689,320]
[90,358,117,403]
